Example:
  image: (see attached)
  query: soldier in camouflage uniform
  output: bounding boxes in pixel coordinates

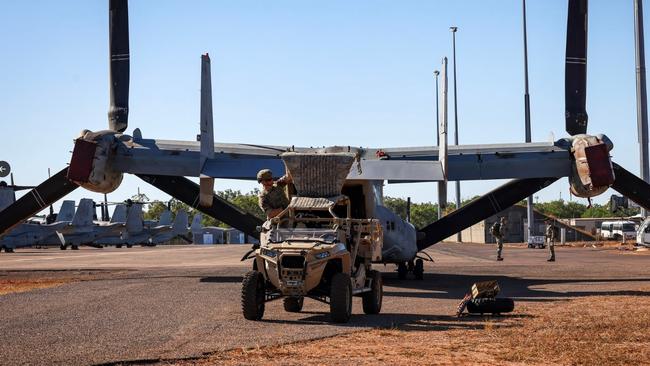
[491,217,507,261]
[545,219,558,262]
[257,169,292,219]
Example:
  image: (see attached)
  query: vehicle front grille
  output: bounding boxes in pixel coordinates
[281,255,305,269]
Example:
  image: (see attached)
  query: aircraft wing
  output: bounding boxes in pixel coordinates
[113,136,571,182]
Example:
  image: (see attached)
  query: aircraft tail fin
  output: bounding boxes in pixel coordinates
[191,214,203,233]
[57,200,76,222]
[158,210,172,226]
[126,204,143,233]
[71,199,94,226]
[110,204,127,223]
[172,210,189,236]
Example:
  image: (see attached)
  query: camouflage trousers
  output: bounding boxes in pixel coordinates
[547,238,555,259]
[496,238,503,259]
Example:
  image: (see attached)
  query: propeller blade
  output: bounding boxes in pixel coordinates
[137,174,263,239]
[0,167,79,236]
[565,0,589,135]
[108,0,130,132]
[611,162,650,211]
[417,177,558,250]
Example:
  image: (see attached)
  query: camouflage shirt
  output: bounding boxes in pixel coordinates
[258,177,290,217]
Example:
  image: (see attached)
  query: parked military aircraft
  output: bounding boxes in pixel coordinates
[0,200,75,252]
[57,199,132,250]
[119,204,189,246]
[1,0,649,278]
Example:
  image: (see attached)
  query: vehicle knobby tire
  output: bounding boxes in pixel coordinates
[466,297,515,314]
[330,272,352,323]
[283,297,304,312]
[241,270,265,320]
[362,270,382,314]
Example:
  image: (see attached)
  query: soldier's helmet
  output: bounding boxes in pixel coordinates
[257,169,273,183]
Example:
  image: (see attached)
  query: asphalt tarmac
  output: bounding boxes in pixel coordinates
[1,243,649,365]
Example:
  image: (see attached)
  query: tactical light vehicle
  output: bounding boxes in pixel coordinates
[241,153,383,323]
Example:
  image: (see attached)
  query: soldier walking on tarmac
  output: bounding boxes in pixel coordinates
[257,169,292,219]
[545,219,559,262]
[491,217,507,261]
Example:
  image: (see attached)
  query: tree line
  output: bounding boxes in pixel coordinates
[136,190,639,230]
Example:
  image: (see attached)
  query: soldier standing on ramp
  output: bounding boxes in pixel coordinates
[491,217,507,261]
[257,169,292,219]
[545,219,558,262]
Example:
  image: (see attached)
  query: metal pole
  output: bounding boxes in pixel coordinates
[406,197,411,223]
[635,0,649,217]
[450,26,461,242]
[523,0,535,244]
[434,70,440,146]
[437,58,449,221]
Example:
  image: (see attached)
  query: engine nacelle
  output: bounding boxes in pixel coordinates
[569,134,615,198]
[67,130,123,194]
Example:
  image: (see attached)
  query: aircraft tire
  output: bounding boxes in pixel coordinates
[397,263,408,280]
[330,272,352,323]
[126,244,133,248]
[362,270,382,314]
[241,270,265,320]
[283,297,304,312]
[414,259,424,280]
[466,297,515,315]
[60,245,66,250]
[71,245,79,250]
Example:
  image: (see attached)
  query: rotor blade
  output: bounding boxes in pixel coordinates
[565,0,589,135]
[0,167,79,236]
[137,174,263,239]
[611,162,650,211]
[417,177,558,251]
[108,0,130,132]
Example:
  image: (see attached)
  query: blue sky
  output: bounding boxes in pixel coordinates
[0,0,647,213]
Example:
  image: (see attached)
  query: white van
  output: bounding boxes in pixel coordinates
[600,220,637,240]
[637,218,650,246]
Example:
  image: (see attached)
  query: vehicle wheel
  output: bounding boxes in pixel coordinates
[241,270,265,320]
[414,259,424,280]
[466,297,515,315]
[362,270,382,314]
[397,263,408,280]
[330,272,352,323]
[60,245,67,250]
[283,297,304,312]
[71,245,79,250]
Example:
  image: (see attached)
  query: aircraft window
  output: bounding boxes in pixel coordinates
[386,221,391,230]
[391,222,395,231]
[373,184,384,206]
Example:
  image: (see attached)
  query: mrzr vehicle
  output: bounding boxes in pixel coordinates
[241,152,384,323]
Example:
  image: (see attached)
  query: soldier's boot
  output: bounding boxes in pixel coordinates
[547,245,555,262]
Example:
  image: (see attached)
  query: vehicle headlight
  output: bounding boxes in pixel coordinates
[261,248,277,258]
[314,251,330,260]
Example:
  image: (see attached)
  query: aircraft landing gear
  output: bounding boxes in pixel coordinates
[398,262,408,279]
[71,245,79,250]
[414,258,424,280]
[397,255,430,280]
[1,246,14,253]
[60,245,67,250]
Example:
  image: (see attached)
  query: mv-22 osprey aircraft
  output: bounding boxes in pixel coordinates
[1,0,650,278]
